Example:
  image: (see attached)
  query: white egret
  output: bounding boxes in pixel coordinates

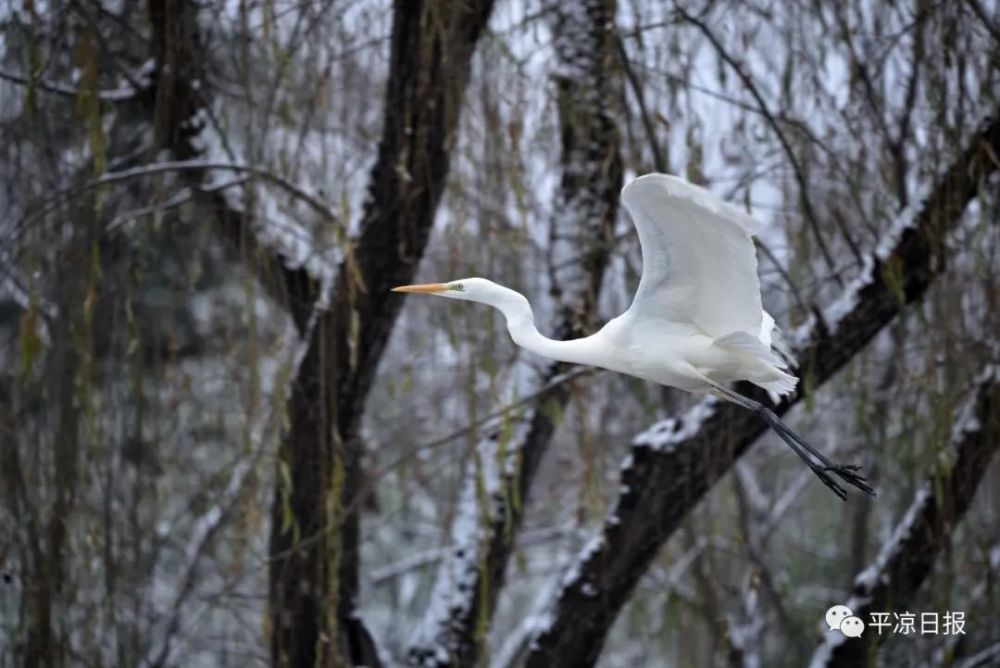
[393,173,873,500]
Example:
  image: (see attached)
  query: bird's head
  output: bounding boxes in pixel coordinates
[391,277,522,308]
[392,278,505,304]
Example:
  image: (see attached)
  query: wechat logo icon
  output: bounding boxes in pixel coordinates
[826,604,865,638]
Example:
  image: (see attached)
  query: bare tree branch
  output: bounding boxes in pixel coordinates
[810,368,1000,667]
[93,160,338,223]
[675,5,856,275]
[615,34,667,172]
[266,1,496,665]
[524,110,1000,666]
[965,0,1000,44]
[407,1,623,664]
[0,67,138,101]
[139,0,331,334]
[140,1,497,664]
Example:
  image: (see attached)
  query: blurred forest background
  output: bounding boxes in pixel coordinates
[1,0,999,666]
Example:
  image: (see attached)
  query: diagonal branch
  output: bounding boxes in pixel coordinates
[965,0,1000,45]
[615,34,668,173]
[267,1,496,666]
[143,0,495,664]
[524,110,1000,667]
[144,0,328,334]
[406,1,623,665]
[677,5,858,274]
[810,368,1000,667]
[0,68,138,101]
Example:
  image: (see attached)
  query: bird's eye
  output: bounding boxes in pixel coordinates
[450,283,464,292]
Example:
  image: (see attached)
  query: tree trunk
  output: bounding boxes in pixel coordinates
[407,1,623,664]
[267,2,495,665]
[525,111,1000,666]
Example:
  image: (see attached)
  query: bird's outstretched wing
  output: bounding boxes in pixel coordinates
[620,173,764,338]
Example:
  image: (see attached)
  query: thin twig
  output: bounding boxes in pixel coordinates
[676,6,852,279]
[755,238,808,317]
[262,366,598,567]
[0,68,136,101]
[615,33,668,172]
[144,252,335,668]
[93,161,337,223]
[8,160,339,267]
[965,0,1000,44]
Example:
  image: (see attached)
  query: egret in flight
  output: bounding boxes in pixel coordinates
[393,174,874,500]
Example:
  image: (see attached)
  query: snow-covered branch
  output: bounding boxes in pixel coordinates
[142,260,333,668]
[809,367,1000,667]
[407,2,623,664]
[262,1,499,665]
[524,110,1000,666]
[92,160,338,225]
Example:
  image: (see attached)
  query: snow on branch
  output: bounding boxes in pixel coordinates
[407,2,623,665]
[136,0,340,334]
[524,111,1000,667]
[809,367,1000,668]
[101,157,344,318]
[264,1,500,664]
[406,361,596,667]
[92,160,339,225]
[406,427,514,666]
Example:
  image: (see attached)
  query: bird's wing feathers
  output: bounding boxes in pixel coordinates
[763,309,797,367]
[714,330,786,368]
[621,174,764,338]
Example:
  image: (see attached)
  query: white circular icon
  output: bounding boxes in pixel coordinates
[825,604,853,632]
[840,615,865,637]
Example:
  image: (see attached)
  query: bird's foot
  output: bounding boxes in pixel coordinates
[811,465,848,501]
[822,464,876,498]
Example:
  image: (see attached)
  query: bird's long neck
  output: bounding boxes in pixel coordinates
[488,287,597,366]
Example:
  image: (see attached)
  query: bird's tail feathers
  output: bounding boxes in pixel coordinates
[770,326,797,368]
[758,371,798,405]
[760,311,798,368]
[714,330,799,404]
[714,331,786,369]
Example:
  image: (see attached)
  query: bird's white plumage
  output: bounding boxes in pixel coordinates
[620,174,764,340]
[395,172,797,402]
[393,173,879,499]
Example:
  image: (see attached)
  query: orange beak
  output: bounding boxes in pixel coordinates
[391,283,449,294]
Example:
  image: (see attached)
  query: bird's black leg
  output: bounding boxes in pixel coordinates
[706,382,875,500]
[762,412,849,500]
[762,411,875,497]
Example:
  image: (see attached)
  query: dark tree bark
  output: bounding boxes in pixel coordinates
[144,0,496,664]
[22,239,89,668]
[147,0,316,329]
[811,370,1000,667]
[524,112,1000,666]
[266,2,495,666]
[407,2,623,665]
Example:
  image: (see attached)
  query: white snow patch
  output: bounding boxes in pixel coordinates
[948,364,997,443]
[793,184,933,348]
[409,474,484,664]
[633,397,719,451]
[560,534,604,588]
[853,487,931,593]
[807,625,850,668]
[524,609,556,652]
